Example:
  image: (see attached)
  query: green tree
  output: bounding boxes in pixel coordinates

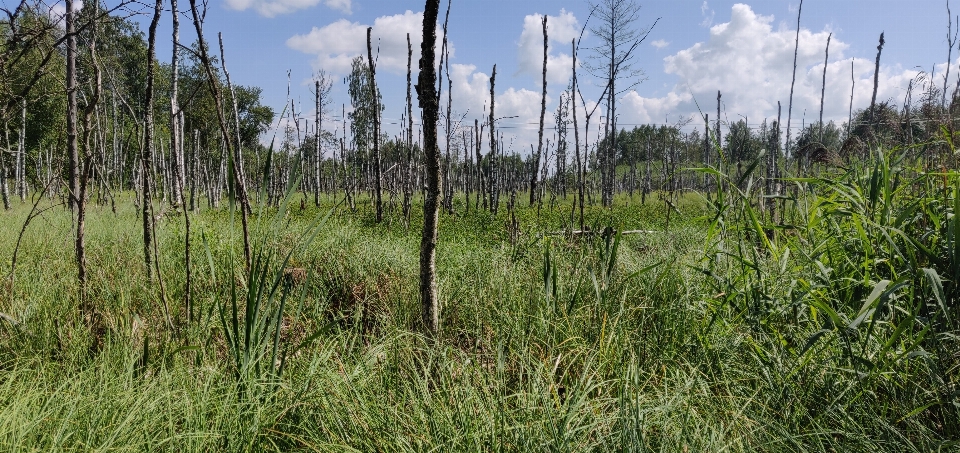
[347,56,382,156]
[724,119,762,163]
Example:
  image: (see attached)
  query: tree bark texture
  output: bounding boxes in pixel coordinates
[417,0,441,335]
[66,0,78,210]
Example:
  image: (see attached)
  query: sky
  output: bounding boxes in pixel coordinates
[48,0,960,151]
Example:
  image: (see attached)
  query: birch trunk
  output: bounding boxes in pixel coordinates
[66,0,78,210]
[140,0,161,280]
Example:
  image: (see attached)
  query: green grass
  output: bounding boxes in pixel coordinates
[0,162,955,451]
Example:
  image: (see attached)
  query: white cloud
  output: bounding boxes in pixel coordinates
[619,3,929,135]
[622,90,692,124]
[700,1,715,28]
[324,0,351,14]
[287,11,449,76]
[443,64,557,155]
[225,0,350,18]
[651,39,670,50]
[516,9,581,86]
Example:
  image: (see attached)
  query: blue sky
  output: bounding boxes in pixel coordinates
[118,0,958,149]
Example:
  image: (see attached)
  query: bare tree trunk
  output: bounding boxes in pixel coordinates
[945,1,955,109]
[905,80,915,146]
[170,0,191,323]
[315,80,322,207]
[78,0,102,306]
[404,33,414,223]
[712,91,719,148]
[0,125,8,210]
[463,128,471,213]
[66,0,78,210]
[848,59,855,137]
[367,27,383,222]
[418,0,441,335]
[191,129,198,211]
[531,15,548,206]
[437,3,453,214]
[703,113,710,189]
[169,2,184,208]
[571,40,584,230]
[141,0,161,280]
[475,119,485,210]
[643,150,651,204]
[784,0,803,161]
[869,33,885,128]
[819,33,832,144]
[218,33,249,211]
[189,0,252,269]
[488,64,498,214]
[17,99,25,201]
[775,106,782,219]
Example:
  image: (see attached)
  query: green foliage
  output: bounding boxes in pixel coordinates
[346,56,382,154]
[794,120,843,153]
[725,118,763,162]
[0,152,956,449]
[697,148,960,442]
[233,85,275,148]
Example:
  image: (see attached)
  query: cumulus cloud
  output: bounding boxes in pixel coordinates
[651,39,670,50]
[444,64,555,154]
[225,0,350,18]
[619,3,928,134]
[516,9,581,86]
[287,11,449,76]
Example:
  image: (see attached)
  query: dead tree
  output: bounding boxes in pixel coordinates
[367,27,383,222]
[575,66,610,227]
[170,0,192,323]
[0,129,8,210]
[571,39,583,228]
[16,99,25,201]
[77,0,102,297]
[848,59,855,137]
[438,2,453,214]
[417,0,441,335]
[218,33,249,210]
[587,0,657,207]
[475,118,485,210]
[313,72,332,207]
[530,15,548,206]
[703,114,710,189]
[869,33,885,128]
[716,91,721,156]
[169,0,184,209]
[140,0,161,279]
[945,1,956,109]
[315,80,322,206]
[784,0,802,160]
[189,0,252,269]
[487,64,498,214]
[67,0,78,210]
[555,91,569,199]
[404,33,414,223]
[819,33,831,144]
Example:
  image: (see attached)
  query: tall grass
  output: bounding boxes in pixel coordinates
[0,151,955,451]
